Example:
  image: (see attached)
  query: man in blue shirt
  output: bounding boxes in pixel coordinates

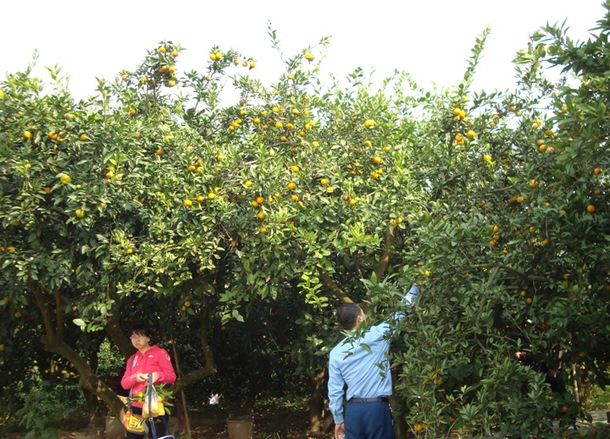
[328,284,420,439]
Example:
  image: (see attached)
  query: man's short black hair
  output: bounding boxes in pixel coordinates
[131,322,152,338]
[338,303,362,330]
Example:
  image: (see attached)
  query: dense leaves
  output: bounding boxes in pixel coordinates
[1,4,609,437]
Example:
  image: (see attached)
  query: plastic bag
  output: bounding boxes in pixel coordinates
[142,382,165,418]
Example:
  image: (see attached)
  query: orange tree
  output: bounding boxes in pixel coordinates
[391,6,610,437]
[175,33,428,424]
[0,6,608,437]
[0,42,239,418]
[0,35,424,426]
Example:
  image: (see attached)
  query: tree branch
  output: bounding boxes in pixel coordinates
[374,223,396,280]
[105,310,132,358]
[54,289,64,339]
[318,270,353,303]
[173,296,217,392]
[31,283,124,416]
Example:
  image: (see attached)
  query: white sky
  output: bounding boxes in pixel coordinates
[2,1,606,99]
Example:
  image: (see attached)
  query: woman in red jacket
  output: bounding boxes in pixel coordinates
[121,322,176,438]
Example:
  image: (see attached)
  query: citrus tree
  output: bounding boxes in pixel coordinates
[390,5,610,436]
[0,5,608,438]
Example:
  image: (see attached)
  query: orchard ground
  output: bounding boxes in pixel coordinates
[2,395,609,438]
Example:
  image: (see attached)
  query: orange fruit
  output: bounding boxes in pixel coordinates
[59,174,72,185]
[364,119,376,129]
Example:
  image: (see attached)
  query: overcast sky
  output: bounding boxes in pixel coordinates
[2,1,606,98]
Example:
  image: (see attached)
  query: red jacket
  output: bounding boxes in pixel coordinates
[121,345,176,406]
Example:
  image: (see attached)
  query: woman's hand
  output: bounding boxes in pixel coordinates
[135,372,159,383]
[135,373,148,382]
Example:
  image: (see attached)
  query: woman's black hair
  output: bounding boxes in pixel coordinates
[130,322,152,338]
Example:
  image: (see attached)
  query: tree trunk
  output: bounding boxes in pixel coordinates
[308,368,326,433]
[32,285,125,417]
[173,296,217,392]
[105,296,132,358]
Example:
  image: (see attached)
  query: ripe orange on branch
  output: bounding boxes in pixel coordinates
[364,119,376,129]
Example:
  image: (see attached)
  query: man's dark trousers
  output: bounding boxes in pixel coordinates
[345,399,394,439]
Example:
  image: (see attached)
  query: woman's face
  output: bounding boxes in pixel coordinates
[130,332,150,351]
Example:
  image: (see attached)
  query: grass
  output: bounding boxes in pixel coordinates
[588,385,610,410]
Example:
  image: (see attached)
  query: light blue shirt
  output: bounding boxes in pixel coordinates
[327,285,420,425]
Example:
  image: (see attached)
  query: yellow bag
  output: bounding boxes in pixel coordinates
[121,408,146,435]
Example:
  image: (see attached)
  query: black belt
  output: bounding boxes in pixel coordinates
[348,397,389,403]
